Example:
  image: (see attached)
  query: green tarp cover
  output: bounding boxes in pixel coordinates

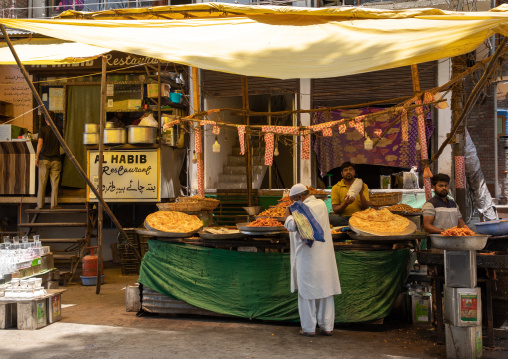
[138,240,412,322]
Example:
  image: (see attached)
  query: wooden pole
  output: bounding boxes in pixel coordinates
[192,67,204,196]
[157,61,162,138]
[411,64,432,200]
[0,24,141,261]
[96,56,106,294]
[242,76,252,206]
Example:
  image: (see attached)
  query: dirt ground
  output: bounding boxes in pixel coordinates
[2,265,508,359]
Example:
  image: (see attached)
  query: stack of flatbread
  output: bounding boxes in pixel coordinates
[349,208,410,235]
[145,211,203,233]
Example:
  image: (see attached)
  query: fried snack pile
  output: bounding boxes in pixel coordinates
[274,197,292,208]
[441,226,475,236]
[247,217,284,227]
[145,211,202,233]
[349,208,410,234]
[307,186,326,195]
[259,206,286,217]
[387,204,421,213]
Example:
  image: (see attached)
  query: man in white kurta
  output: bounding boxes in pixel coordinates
[284,183,341,337]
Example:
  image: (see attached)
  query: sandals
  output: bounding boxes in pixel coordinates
[319,330,333,336]
[299,330,315,337]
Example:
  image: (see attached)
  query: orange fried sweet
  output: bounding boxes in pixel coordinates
[441,226,475,236]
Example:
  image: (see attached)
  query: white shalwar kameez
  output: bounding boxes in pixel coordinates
[284,195,341,333]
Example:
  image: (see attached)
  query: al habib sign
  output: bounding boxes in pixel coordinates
[87,149,160,202]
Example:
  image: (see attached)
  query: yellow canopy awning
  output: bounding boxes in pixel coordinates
[0,38,110,64]
[2,4,508,78]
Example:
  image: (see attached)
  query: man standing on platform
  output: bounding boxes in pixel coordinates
[422,173,466,234]
[36,112,62,210]
[330,162,370,226]
[284,183,341,337]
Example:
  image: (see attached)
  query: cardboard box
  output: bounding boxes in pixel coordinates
[147,83,170,98]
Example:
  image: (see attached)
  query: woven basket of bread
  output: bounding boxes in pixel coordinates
[156,201,201,212]
[369,192,402,207]
[178,196,220,211]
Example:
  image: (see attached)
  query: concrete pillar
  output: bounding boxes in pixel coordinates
[299,78,312,186]
[437,59,453,177]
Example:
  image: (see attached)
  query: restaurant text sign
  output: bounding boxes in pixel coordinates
[87,149,160,202]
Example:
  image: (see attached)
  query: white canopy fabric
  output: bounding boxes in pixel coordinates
[2,4,508,78]
[0,38,110,64]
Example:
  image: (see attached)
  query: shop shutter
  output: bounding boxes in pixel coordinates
[201,70,299,97]
[311,62,437,106]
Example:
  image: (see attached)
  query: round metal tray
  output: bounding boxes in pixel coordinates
[389,210,422,216]
[236,222,286,233]
[143,221,202,238]
[348,231,427,242]
[429,234,489,251]
[254,216,287,223]
[198,231,246,240]
[240,230,289,237]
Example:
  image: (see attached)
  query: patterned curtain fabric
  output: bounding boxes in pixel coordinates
[312,107,433,177]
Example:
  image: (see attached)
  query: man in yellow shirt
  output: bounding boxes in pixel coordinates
[329,162,370,226]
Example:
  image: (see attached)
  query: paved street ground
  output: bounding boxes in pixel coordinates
[2,266,508,359]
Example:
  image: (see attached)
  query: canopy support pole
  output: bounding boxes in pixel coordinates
[192,67,205,197]
[242,76,252,206]
[157,61,161,137]
[0,24,141,262]
[96,55,106,294]
[411,64,432,200]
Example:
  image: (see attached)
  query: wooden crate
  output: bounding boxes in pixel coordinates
[0,302,16,329]
[17,298,47,330]
[47,293,62,324]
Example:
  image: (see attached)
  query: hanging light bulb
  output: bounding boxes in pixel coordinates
[212,136,221,153]
[192,150,197,164]
[274,144,279,156]
[415,142,421,151]
[364,136,373,150]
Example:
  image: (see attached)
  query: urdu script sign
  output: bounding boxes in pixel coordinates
[87,149,160,202]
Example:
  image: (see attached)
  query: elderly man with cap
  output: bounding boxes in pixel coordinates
[284,183,341,337]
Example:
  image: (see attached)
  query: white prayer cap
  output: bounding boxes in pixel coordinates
[289,183,307,197]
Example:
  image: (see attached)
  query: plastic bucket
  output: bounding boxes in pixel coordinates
[169,92,182,104]
[80,275,105,286]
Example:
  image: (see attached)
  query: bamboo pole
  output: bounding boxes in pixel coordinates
[0,24,141,261]
[242,76,252,206]
[96,56,106,294]
[157,61,162,138]
[192,67,205,196]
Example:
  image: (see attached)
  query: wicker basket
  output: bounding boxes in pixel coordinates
[156,201,201,212]
[369,192,402,207]
[178,196,220,211]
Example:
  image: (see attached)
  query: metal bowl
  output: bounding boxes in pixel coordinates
[430,234,489,251]
[242,206,263,216]
[475,219,508,236]
[127,125,157,144]
[82,132,99,145]
[84,123,99,133]
[104,128,126,144]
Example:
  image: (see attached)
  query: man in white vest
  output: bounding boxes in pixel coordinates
[284,183,341,337]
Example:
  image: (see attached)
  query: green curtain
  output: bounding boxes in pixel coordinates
[138,241,412,322]
[61,85,100,188]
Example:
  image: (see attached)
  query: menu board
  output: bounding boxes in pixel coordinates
[87,149,160,202]
[0,66,33,130]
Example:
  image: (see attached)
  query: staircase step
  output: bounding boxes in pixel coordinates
[40,238,86,244]
[232,147,264,155]
[227,155,265,166]
[19,222,87,228]
[223,165,264,175]
[26,208,87,214]
[219,174,247,183]
[53,254,79,261]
